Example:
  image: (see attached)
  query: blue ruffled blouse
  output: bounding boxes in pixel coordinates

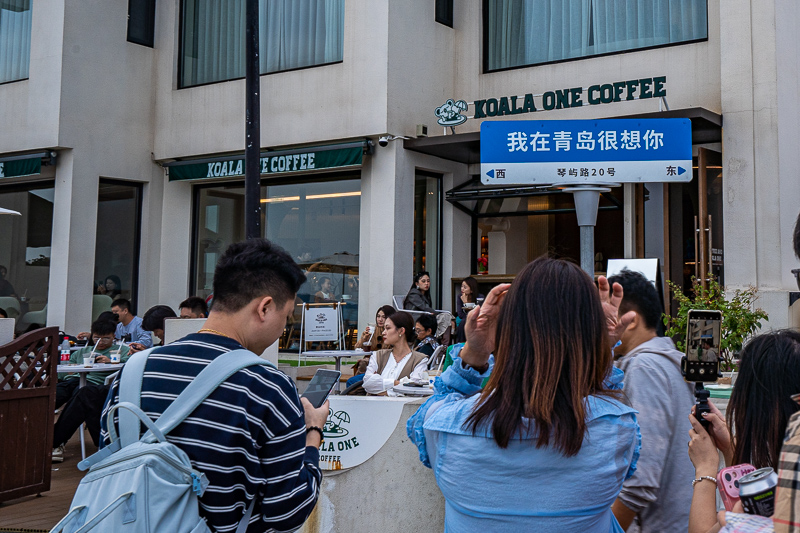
[407,344,641,533]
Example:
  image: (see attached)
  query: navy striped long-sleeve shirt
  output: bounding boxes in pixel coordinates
[100,333,322,533]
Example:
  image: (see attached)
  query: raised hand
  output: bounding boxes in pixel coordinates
[461,283,511,368]
[597,276,636,344]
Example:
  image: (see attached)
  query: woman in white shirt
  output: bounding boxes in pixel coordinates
[363,311,428,396]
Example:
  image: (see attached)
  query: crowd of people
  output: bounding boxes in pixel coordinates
[39,219,800,531]
[52,296,209,462]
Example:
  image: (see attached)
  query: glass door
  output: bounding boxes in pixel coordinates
[93,180,143,307]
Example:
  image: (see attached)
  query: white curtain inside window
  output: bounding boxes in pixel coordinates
[0,0,32,84]
[487,0,707,70]
[182,0,344,87]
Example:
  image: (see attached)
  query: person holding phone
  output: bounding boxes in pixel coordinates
[687,330,800,533]
[101,239,328,533]
[408,258,639,532]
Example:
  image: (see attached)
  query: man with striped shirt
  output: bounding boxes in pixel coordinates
[101,239,328,532]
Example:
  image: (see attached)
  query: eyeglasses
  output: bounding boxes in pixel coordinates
[92,335,115,342]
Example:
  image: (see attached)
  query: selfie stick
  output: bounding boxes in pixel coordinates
[694,382,711,429]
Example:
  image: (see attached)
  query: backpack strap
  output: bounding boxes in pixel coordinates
[141,349,276,442]
[117,347,158,448]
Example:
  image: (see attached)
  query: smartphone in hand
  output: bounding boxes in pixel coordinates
[301,369,341,408]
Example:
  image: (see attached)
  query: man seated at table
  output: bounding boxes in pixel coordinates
[128,305,177,354]
[56,319,131,409]
[111,299,152,347]
[179,296,208,319]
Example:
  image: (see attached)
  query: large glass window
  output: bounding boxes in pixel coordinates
[0,0,32,84]
[484,0,707,72]
[180,0,345,87]
[413,172,442,307]
[0,181,53,332]
[193,175,361,342]
[93,181,143,308]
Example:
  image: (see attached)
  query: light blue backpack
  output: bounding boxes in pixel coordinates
[51,349,275,533]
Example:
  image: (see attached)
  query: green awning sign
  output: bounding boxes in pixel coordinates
[0,157,41,179]
[168,145,364,182]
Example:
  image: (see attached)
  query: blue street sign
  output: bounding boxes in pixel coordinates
[480,119,693,185]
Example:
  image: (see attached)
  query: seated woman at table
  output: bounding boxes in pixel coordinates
[414,314,440,358]
[454,276,482,343]
[403,271,435,313]
[314,276,336,303]
[355,305,395,350]
[362,311,428,396]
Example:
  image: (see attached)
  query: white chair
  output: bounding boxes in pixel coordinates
[17,304,46,332]
[92,294,113,323]
[0,297,20,321]
[392,294,452,341]
[427,344,446,371]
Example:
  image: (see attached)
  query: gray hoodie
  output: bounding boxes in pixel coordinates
[615,336,696,533]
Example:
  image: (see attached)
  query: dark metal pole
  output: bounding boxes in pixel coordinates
[244,0,261,239]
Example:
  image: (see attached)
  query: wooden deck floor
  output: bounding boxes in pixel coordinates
[0,428,92,531]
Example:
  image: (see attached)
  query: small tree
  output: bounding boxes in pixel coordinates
[663,277,768,371]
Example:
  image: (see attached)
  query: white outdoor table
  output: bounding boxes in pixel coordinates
[301,350,371,392]
[57,363,125,460]
[392,384,434,397]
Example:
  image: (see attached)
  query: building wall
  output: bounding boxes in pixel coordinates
[720,0,800,329]
[46,0,161,333]
[0,0,64,152]
[152,0,392,160]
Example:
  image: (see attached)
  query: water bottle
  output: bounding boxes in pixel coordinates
[60,339,71,363]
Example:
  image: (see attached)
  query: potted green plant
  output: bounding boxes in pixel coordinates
[663,277,768,378]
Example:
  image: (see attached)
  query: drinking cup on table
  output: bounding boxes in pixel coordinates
[427,370,441,388]
[83,356,94,367]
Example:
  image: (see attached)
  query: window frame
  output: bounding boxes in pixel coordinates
[481,0,710,74]
[189,171,362,297]
[435,0,453,28]
[177,0,345,89]
[0,0,33,85]
[127,0,156,47]
[95,178,144,308]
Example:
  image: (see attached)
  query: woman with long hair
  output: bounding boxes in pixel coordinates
[355,305,395,350]
[454,276,481,343]
[362,311,428,396]
[408,257,640,532]
[687,330,800,533]
[403,271,434,313]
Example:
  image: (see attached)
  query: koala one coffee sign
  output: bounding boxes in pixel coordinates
[318,396,413,471]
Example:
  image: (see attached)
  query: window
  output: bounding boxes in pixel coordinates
[413,172,442,307]
[93,181,143,307]
[484,0,708,72]
[436,0,453,27]
[0,181,53,331]
[127,0,156,47]
[192,175,361,335]
[180,0,345,88]
[0,0,33,84]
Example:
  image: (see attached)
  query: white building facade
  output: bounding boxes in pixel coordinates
[0,0,798,337]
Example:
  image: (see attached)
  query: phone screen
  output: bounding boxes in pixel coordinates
[683,310,722,382]
[301,369,341,408]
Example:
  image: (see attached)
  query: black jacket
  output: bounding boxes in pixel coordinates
[404,287,434,313]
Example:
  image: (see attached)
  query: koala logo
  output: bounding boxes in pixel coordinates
[435,99,469,127]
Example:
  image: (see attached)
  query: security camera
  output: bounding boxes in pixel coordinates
[377,134,410,147]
